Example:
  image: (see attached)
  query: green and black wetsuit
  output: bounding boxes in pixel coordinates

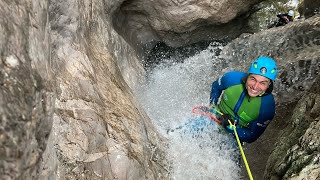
[210,71,275,143]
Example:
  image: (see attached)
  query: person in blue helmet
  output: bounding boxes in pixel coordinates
[209,57,277,143]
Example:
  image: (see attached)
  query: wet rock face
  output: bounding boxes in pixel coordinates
[113,0,262,49]
[0,1,54,179]
[303,0,320,18]
[1,0,168,179]
[219,15,320,179]
[42,0,168,179]
[219,15,320,104]
[264,75,320,180]
[1,0,319,179]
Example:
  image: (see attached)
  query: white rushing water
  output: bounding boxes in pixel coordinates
[136,42,241,180]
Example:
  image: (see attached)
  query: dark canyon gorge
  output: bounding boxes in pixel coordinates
[1,0,319,179]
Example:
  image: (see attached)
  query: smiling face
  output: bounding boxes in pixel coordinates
[246,74,271,97]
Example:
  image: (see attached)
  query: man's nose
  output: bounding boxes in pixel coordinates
[253,82,259,89]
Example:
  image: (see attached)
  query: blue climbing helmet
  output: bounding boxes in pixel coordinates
[248,57,278,81]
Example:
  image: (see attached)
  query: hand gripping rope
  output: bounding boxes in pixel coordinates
[192,106,254,180]
[191,106,222,123]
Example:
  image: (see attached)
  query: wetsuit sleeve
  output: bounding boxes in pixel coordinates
[209,71,245,105]
[209,75,224,105]
[226,94,275,143]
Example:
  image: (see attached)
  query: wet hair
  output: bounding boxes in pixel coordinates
[265,81,274,94]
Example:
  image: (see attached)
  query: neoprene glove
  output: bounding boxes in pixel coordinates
[219,114,233,128]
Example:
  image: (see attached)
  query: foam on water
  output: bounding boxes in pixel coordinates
[136,42,241,179]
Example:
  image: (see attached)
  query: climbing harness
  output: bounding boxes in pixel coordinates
[192,105,254,180]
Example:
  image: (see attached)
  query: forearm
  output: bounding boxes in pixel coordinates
[225,122,266,143]
[209,80,223,105]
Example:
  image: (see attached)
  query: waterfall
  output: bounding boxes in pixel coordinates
[136,42,241,180]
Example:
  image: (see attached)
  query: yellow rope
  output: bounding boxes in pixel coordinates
[228,121,254,180]
[209,105,223,115]
[210,105,253,179]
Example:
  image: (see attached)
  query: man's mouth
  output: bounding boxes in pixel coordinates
[249,87,259,94]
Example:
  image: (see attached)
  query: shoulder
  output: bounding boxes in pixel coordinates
[260,94,275,114]
[213,71,247,90]
[224,71,247,77]
[261,93,275,105]
[220,71,247,85]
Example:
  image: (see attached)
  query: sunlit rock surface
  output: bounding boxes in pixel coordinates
[0,1,54,179]
[1,0,320,179]
[41,0,169,179]
[1,0,168,179]
[113,0,262,49]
